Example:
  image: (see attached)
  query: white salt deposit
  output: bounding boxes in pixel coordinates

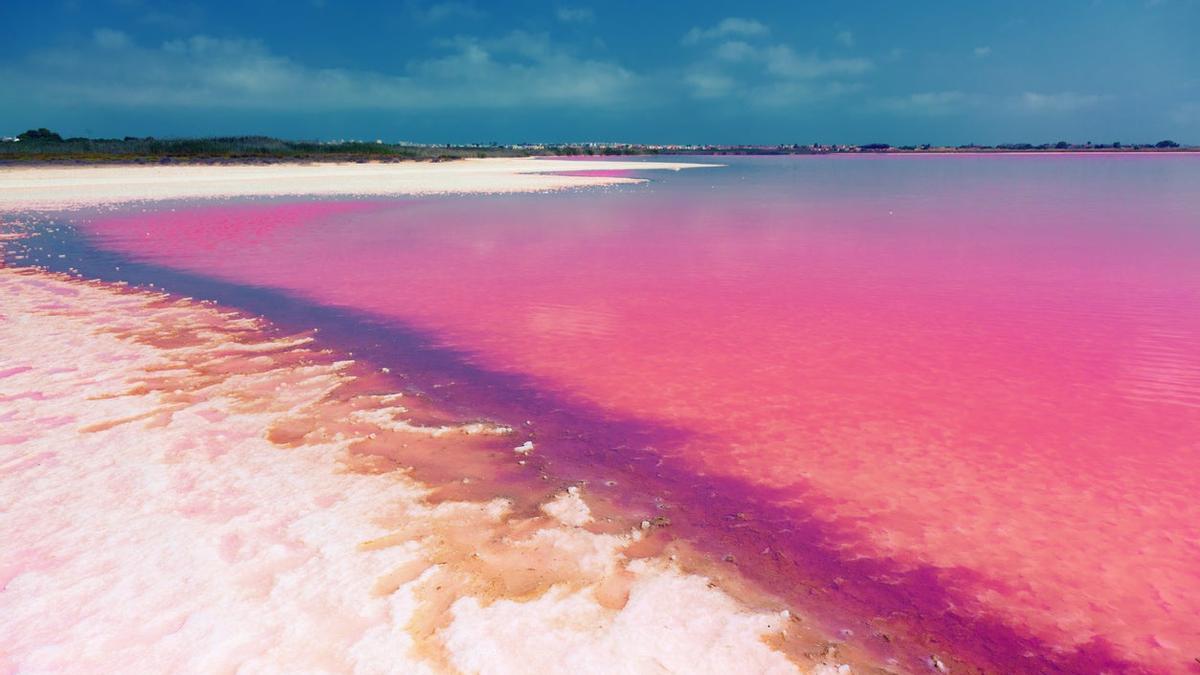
[0,159,717,211]
[443,560,799,675]
[539,488,593,528]
[0,267,845,674]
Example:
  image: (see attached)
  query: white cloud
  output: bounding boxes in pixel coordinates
[682,17,769,45]
[92,28,131,50]
[684,71,736,99]
[411,31,637,104]
[683,40,872,104]
[973,46,991,57]
[878,91,978,115]
[750,80,865,108]
[713,40,755,62]
[556,7,595,23]
[835,30,855,48]
[3,30,639,111]
[763,45,872,79]
[678,16,871,102]
[1015,91,1105,112]
[877,90,1110,117]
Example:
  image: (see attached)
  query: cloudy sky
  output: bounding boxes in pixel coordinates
[1,0,1197,144]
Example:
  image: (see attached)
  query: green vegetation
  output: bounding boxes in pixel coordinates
[0,129,1191,163]
[18,128,65,142]
[0,130,661,163]
[958,139,1187,152]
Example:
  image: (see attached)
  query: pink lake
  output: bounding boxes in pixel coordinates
[59,155,1200,671]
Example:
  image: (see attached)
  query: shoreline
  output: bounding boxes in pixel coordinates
[5,158,1175,672]
[0,163,873,673]
[1,148,1195,170]
[0,260,861,674]
[0,158,716,212]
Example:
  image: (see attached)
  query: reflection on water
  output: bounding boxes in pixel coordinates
[63,155,1200,670]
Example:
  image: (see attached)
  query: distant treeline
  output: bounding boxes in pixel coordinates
[0,128,1189,163]
[914,140,1182,151]
[718,140,1187,154]
[0,129,661,163]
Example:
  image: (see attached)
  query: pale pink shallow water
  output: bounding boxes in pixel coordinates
[64,155,1200,670]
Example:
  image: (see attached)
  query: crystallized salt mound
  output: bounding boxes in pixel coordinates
[443,560,798,675]
[0,268,832,674]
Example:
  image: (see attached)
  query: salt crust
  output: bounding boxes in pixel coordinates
[0,268,837,674]
[0,158,716,212]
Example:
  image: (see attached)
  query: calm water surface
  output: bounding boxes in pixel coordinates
[67,155,1200,671]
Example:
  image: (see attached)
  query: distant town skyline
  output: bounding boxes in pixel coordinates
[1,1,1197,145]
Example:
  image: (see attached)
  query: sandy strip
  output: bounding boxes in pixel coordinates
[0,158,714,211]
[0,266,858,674]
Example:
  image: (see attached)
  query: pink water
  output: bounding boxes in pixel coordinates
[71,155,1200,671]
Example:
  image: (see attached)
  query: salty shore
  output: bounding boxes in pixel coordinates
[0,264,840,674]
[0,160,866,674]
[0,158,713,211]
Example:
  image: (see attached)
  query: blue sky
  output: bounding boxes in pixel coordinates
[1,0,1197,144]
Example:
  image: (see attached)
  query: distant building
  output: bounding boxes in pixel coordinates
[1,136,20,142]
